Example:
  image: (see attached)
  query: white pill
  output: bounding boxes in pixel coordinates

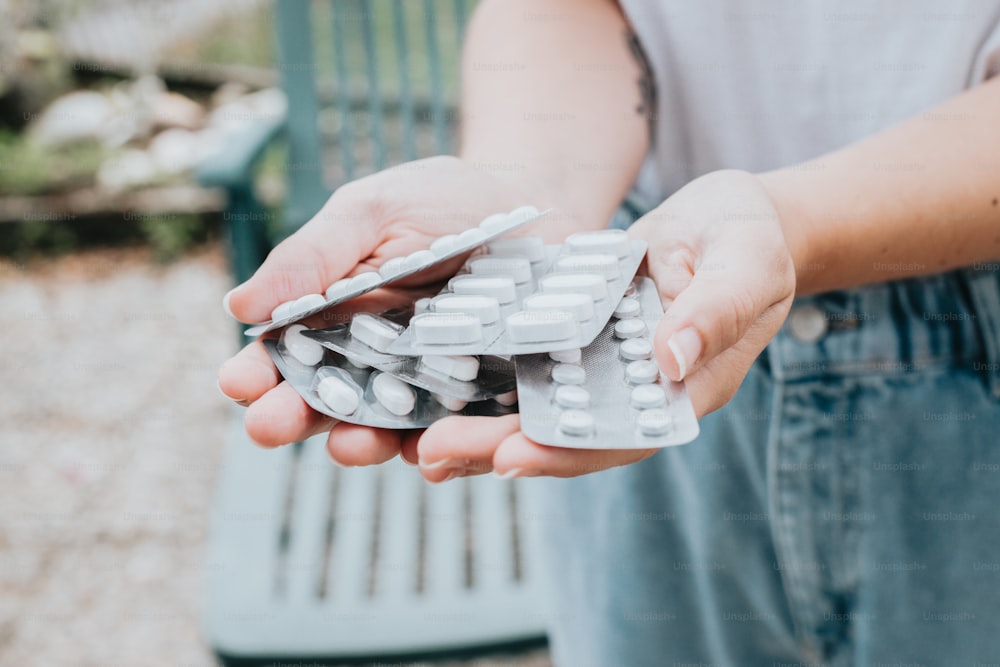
[325,278,353,301]
[288,293,327,317]
[412,313,483,345]
[494,389,518,406]
[281,324,324,366]
[565,229,631,259]
[488,236,546,263]
[316,376,360,415]
[614,318,646,339]
[449,276,517,304]
[620,338,653,361]
[551,363,586,385]
[347,357,370,369]
[431,392,468,412]
[403,249,437,272]
[430,234,459,256]
[548,348,582,364]
[457,227,489,247]
[630,384,667,410]
[558,410,595,436]
[350,314,403,352]
[372,372,416,416]
[613,296,641,319]
[469,256,533,284]
[378,256,408,280]
[414,297,433,316]
[524,292,594,323]
[637,409,673,436]
[349,272,382,293]
[626,359,660,384]
[270,300,295,322]
[505,310,578,343]
[555,385,590,409]
[478,213,512,234]
[553,253,620,281]
[539,273,608,301]
[508,205,540,223]
[431,294,501,325]
[420,354,480,382]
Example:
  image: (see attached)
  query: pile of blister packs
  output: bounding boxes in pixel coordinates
[252,207,699,449]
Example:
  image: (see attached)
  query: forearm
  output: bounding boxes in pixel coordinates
[760,77,1000,296]
[459,0,650,232]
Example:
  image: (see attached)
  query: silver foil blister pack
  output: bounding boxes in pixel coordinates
[263,336,516,429]
[387,230,648,356]
[299,313,517,402]
[514,277,700,449]
[245,206,550,337]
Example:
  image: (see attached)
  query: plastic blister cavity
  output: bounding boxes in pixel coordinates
[514,277,699,449]
[245,206,549,336]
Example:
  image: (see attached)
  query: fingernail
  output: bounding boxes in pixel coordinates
[493,468,524,480]
[418,457,454,470]
[428,470,460,484]
[666,327,702,381]
[222,289,237,319]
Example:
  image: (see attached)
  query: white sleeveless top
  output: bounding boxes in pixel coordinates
[618,0,1000,202]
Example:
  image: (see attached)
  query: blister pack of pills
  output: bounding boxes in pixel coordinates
[514,277,700,449]
[264,336,517,429]
[298,312,517,402]
[245,206,549,337]
[386,229,647,356]
[253,208,699,448]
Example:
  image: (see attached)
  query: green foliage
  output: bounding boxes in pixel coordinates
[138,213,209,262]
[0,130,106,196]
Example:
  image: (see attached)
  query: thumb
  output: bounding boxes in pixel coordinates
[651,250,775,382]
[224,197,378,323]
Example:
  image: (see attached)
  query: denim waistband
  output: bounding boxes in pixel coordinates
[767,267,1000,395]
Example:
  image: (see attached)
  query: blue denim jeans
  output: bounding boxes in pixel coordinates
[531,268,1000,666]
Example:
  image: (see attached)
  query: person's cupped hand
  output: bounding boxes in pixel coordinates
[219,164,796,482]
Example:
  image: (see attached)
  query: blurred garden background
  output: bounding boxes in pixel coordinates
[0,1,549,665]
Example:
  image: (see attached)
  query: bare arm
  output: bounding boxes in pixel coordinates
[459,0,651,232]
[761,76,1000,295]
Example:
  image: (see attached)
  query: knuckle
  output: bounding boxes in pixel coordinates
[723,287,760,340]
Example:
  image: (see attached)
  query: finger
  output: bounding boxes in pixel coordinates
[399,430,422,466]
[492,431,656,478]
[244,381,335,447]
[651,244,793,381]
[225,191,379,323]
[218,339,282,405]
[416,414,520,483]
[326,422,403,466]
[641,243,696,304]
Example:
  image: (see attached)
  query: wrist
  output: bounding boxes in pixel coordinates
[458,151,622,235]
[756,168,818,292]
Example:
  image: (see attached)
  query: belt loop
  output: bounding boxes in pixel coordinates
[960,266,1000,399]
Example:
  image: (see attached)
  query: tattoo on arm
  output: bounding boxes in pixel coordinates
[625,27,657,143]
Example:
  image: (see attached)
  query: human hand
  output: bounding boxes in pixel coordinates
[217,155,585,461]
[414,169,796,480]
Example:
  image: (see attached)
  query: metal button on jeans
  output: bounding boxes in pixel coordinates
[787,304,828,343]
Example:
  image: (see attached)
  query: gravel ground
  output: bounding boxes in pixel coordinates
[0,244,550,667]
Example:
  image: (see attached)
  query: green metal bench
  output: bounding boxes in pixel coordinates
[198,1,547,663]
